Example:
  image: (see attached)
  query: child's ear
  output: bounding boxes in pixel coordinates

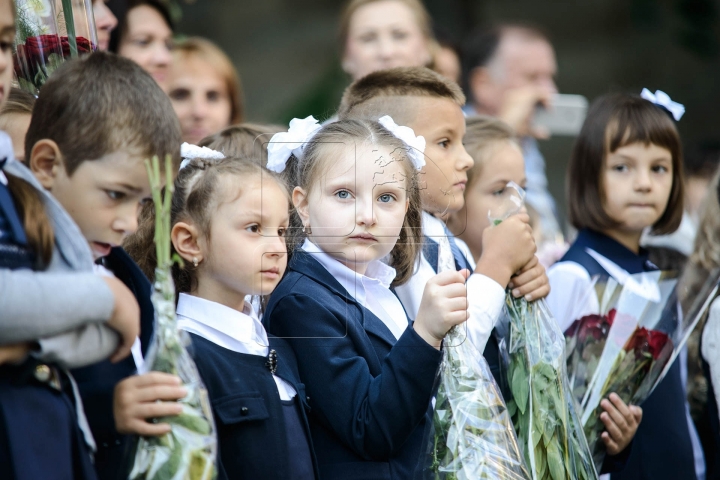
[292,186,310,226]
[28,139,63,190]
[171,221,203,264]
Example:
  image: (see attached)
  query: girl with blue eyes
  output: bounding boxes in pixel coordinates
[263,118,471,480]
[547,92,702,480]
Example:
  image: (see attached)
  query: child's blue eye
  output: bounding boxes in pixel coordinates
[652,165,668,173]
[612,164,628,172]
[378,194,394,203]
[336,190,351,200]
[106,190,125,201]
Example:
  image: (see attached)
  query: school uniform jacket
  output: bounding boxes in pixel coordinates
[71,247,156,480]
[263,250,443,480]
[549,228,698,480]
[188,333,317,479]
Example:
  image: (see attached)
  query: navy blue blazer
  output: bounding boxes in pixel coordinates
[561,229,698,480]
[71,247,155,480]
[263,251,443,480]
[188,333,317,480]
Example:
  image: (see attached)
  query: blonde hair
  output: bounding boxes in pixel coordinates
[463,115,518,187]
[287,119,423,286]
[173,37,244,125]
[338,0,435,54]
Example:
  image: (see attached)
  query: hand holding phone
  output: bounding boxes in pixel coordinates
[532,94,588,136]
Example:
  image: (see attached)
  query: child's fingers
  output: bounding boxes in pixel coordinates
[511,275,546,299]
[445,310,469,326]
[601,432,620,454]
[445,297,469,313]
[134,401,183,420]
[608,393,634,422]
[129,419,173,437]
[432,270,469,287]
[601,398,630,432]
[439,282,468,299]
[135,385,188,403]
[133,372,183,388]
[600,411,622,440]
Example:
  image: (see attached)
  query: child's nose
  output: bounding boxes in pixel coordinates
[457,145,474,171]
[356,199,376,226]
[634,169,652,190]
[112,208,139,237]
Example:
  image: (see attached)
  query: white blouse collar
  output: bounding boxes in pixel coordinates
[176,293,269,354]
[301,239,396,299]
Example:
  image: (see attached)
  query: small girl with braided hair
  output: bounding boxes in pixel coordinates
[131,145,317,480]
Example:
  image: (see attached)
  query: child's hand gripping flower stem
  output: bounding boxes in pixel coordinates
[600,393,643,455]
[476,212,537,289]
[414,269,471,349]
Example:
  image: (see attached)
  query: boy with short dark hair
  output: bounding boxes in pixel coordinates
[26,51,186,480]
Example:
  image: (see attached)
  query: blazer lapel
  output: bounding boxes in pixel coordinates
[289,251,397,349]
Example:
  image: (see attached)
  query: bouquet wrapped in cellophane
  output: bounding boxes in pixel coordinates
[497,182,597,480]
[129,157,217,480]
[426,190,529,479]
[564,257,720,471]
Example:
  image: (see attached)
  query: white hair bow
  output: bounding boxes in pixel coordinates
[266,116,322,173]
[179,143,225,170]
[378,115,426,170]
[640,89,685,121]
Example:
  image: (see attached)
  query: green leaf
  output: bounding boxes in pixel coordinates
[546,435,566,480]
[512,359,529,415]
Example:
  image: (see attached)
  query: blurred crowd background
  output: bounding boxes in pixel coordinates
[155,0,720,227]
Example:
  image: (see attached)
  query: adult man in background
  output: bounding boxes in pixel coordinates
[462,24,561,241]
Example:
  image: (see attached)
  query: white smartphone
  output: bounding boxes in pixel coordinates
[532,94,588,136]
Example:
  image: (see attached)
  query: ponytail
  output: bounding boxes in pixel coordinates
[5,173,54,269]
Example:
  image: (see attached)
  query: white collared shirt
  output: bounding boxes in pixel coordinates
[176,293,297,401]
[393,212,506,352]
[301,239,409,340]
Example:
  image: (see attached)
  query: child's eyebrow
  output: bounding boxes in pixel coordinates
[112,182,143,194]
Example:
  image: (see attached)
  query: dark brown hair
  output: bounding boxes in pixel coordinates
[24,51,181,175]
[5,173,54,269]
[198,123,283,164]
[567,93,685,235]
[285,118,423,286]
[108,0,174,54]
[337,66,465,122]
[125,157,289,293]
[463,115,517,188]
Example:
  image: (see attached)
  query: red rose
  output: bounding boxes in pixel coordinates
[624,327,671,360]
[569,309,616,344]
[15,35,95,90]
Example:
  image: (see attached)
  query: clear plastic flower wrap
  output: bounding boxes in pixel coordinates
[425,186,530,480]
[129,157,218,480]
[427,323,531,480]
[564,259,720,471]
[14,0,98,93]
[496,182,597,480]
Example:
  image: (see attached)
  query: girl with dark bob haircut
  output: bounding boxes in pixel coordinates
[548,91,701,480]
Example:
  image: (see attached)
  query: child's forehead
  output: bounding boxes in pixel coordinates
[78,151,153,184]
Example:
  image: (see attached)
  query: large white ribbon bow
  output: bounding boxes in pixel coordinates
[266,116,322,173]
[378,115,426,170]
[640,88,685,121]
[179,143,225,170]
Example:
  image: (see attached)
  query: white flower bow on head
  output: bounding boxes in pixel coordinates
[179,143,225,170]
[640,89,685,121]
[378,115,426,170]
[266,116,322,173]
